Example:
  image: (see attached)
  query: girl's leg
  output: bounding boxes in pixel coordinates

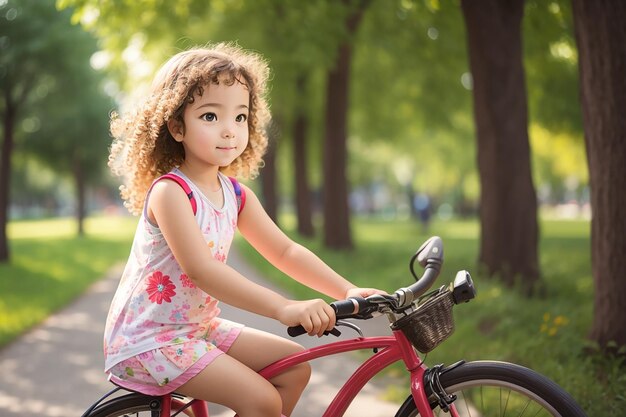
[175,353,282,417]
[226,328,311,417]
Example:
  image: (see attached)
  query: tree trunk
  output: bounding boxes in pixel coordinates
[293,74,315,237]
[571,0,626,353]
[0,91,15,262]
[322,0,370,250]
[261,119,279,224]
[461,0,540,293]
[74,157,86,236]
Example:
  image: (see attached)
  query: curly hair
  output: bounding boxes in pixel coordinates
[109,42,271,215]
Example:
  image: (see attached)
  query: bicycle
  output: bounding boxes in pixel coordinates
[81,236,588,417]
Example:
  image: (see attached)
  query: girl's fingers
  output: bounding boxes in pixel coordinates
[324,304,336,329]
[291,299,338,337]
[301,316,313,334]
[309,315,322,336]
[316,308,335,337]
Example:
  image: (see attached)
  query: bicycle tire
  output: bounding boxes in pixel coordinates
[394,360,588,417]
[86,393,186,417]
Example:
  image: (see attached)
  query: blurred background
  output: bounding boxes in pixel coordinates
[1,1,624,415]
[1,0,587,229]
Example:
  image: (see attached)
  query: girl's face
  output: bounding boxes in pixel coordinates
[170,80,250,170]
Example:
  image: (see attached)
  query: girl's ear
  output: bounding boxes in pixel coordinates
[167,118,184,142]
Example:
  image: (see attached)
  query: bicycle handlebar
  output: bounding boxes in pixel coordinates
[287,236,449,337]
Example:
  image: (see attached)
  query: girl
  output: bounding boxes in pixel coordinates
[104,43,384,417]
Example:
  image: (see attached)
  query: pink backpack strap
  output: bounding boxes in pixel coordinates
[156,173,197,215]
[151,174,244,217]
[229,177,246,215]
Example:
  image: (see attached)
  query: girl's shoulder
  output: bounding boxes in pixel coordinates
[153,170,245,215]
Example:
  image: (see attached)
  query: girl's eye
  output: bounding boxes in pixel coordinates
[201,113,217,122]
[235,114,248,123]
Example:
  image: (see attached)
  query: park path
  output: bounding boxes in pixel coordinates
[0,249,401,417]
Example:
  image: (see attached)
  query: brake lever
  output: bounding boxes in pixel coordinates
[336,320,363,337]
[326,328,342,337]
[367,293,402,310]
[366,294,396,304]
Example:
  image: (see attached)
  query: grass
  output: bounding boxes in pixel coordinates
[236,215,625,417]
[0,215,138,348]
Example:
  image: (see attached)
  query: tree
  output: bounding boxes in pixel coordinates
[25,57,112,235]
[571,0,626,353]
[260,119,280,224]
[0,0,54,261]
[322,0,371,250]
[460,0,540,293]
[292,74,315,237]
[0,0,107,260]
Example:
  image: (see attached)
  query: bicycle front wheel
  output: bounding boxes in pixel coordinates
[394,361,587,417]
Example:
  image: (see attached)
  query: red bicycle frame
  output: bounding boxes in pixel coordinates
[166,329,459,417]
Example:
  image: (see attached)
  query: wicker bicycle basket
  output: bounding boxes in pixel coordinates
[391,289,455,353]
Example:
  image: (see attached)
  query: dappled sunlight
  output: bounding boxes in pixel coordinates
[7,216,138,241]
[0,391,85,416]
[353,219,480,245]
[47,310,106,333]
[85,216,139,240]
[1,217,135,347]
[550,40,577,63]
[6,218,77,240]
[431,220,480,240]
[530,124,588,190]
[0,303,48,340]
[0,270,120,417]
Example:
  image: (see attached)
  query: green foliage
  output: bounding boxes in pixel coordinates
[1,0,69,99]
[26,28,112,183]
[350,0,477,196]
[530,124,588,200]
[1,0,114,208]
[524,0,581,134]
[0,215,137,347]
[354,0,472,136]
[236,216,615,416]
[56,0,588,201]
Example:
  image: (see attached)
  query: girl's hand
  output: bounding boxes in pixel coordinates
[345,287,388,299]
[277,299,336,337]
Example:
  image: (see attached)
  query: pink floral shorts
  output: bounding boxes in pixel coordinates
[107,318,243,395]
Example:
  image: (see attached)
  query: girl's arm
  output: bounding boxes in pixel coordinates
[237,185,384,300]
[149,180,335,336]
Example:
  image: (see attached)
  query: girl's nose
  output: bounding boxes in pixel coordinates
[222,127,235,139]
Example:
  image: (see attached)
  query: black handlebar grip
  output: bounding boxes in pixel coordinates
[287,325,307,337]
[331,297,366,317]
[287,297,369,337]
[287,325,342,337]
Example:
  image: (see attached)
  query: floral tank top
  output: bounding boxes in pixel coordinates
[104,170,239,371]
